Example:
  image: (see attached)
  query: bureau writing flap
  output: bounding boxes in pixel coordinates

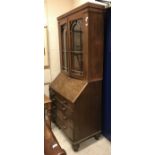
[51,73,87,103]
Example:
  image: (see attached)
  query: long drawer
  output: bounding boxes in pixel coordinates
[56,117,74,140]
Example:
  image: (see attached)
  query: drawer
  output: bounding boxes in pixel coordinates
[64,125,73,140]
[56,117,63,129]
[65,119,73,129]
[54,93,73,109]
[56,101,67,111]
[57,110,73,129]
[57,109,66,121]
[57,104,73,117]
[55,98,73,117]
[56,117,73,140]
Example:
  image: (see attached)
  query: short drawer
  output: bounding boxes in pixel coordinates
[56,101,67,111]
[57,110,66,121]
[57,104,73,119]
[55,98,73,116]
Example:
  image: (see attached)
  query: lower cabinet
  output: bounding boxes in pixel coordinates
[49,73,102,151]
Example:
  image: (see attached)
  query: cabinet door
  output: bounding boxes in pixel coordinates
[70,18,84,78]
[59,20,69,74]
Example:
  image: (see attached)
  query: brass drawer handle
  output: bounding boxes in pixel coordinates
[62,107,67,111]
[62,126,67,129]
[63,116,67,120]
[51,98,56,102]
[55,96,66,105]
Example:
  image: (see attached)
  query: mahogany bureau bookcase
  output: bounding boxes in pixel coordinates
[49,2,106,151]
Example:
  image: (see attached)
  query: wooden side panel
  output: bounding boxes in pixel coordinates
[73,81,102,142]
[88,12,105,81]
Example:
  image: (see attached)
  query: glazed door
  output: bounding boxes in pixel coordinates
[59,19,69,74]
[69,17,84,78]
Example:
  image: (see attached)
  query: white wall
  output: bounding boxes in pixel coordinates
[44,0,73,96]
[73,0,88,7]
[44,0,51,96]
[45,0,73,81]
[73,0,109,8]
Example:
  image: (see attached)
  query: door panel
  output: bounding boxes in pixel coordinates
[70,18,84,78]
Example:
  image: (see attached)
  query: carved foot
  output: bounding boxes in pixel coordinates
[94,133,100,140]
[72,143,80,152]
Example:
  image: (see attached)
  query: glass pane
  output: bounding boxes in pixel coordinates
[73,31,82,51]
[71,19,83,75]
[61,24,68,72]
[72,54,83,73]
[72,20,82,51]
[62,53,67,70]
[62,25,67,52]
[71,53,83,72]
